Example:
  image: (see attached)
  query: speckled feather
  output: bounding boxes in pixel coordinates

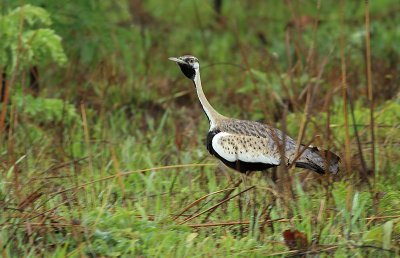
[211,119,340,174]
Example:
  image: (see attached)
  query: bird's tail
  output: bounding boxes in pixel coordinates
[295,147,340,174]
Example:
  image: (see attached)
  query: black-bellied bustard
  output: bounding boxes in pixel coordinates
[169,55,340,174]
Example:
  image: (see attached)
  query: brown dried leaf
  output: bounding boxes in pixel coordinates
[283,229,309,250]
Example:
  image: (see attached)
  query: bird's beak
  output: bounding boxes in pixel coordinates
[168,57,187,65]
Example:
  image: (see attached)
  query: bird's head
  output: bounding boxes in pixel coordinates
[169,55,199,80]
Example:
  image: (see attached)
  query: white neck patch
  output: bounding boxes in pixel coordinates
[193,71,217,130]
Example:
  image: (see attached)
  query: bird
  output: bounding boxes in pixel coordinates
[169,55,340,174]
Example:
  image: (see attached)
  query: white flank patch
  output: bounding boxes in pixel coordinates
[211,132,280,165]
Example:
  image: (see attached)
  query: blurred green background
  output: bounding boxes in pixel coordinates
[1,1,399,257]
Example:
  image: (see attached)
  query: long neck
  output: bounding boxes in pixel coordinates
[193,71,225,129]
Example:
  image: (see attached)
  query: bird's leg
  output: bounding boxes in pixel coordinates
[218,162,234,184]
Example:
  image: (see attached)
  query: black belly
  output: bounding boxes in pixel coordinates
[206,130,278,173]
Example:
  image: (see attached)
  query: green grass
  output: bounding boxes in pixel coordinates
[1,1,400,257]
